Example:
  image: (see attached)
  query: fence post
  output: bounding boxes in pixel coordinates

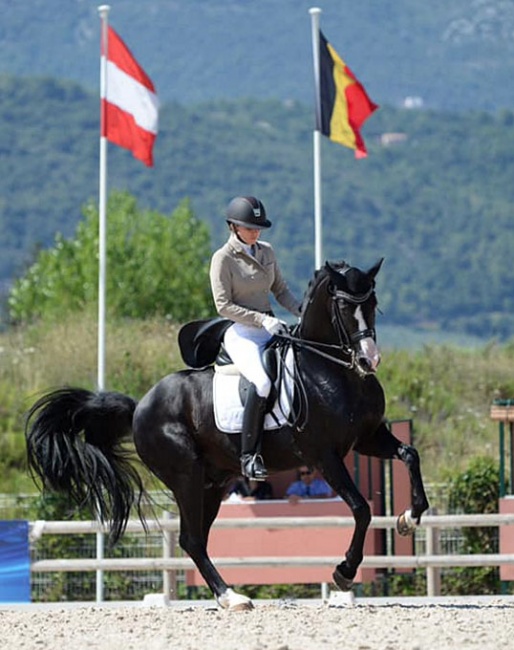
[96,529,104,603]
[162,511,176,599]
[425,519,441,597]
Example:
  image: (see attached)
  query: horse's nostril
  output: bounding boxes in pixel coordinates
[358,357,372,372]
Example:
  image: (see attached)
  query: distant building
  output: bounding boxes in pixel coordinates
[380,132,408,147]
[403,96,424,109]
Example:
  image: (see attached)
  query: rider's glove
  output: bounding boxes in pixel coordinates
[262,315,288,336]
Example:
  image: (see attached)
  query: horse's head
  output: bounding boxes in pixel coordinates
[299,258,383,376]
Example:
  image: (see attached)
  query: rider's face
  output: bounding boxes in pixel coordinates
[235,226,261,246]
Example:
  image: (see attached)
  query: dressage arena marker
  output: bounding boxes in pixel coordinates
[328,590,355,607]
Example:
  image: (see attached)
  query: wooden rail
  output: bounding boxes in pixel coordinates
[28,513,514,601]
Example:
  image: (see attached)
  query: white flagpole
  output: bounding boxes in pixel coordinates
[309,7,323,269]
[96,3,110,606]
[98,4,110,392]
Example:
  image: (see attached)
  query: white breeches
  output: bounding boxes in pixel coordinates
[224,323,273,398]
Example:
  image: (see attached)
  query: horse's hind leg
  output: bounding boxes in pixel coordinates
[173,474,253,611]
[354,421,430,534]
[134,421,252,609]
[141,452,253,611]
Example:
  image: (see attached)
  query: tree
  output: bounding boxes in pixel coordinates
[8,191,215,324]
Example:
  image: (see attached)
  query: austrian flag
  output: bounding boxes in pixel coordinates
[102,27,159,166]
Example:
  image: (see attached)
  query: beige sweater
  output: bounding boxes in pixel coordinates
[209,233,301,328]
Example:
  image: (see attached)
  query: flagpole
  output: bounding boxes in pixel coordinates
[309,7,323,269]
[96,3,110,606]
[98,4,110,393]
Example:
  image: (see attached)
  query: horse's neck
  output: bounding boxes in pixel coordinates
[298,291,336,344]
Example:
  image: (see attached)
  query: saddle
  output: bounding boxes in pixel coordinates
[178,317,280,410]
[178,317,232,368]
[178,318,295,432]
[214,340,279,410]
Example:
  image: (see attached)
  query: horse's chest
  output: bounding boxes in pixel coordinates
[307,374,385,435]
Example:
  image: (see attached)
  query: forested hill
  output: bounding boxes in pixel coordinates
[1,1,514,111]
[2,75,514,340]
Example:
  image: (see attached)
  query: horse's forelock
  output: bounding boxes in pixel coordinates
[324,261,375,298]
[344,268,374,296]
[302,264,339,306]
[302,260,376,312]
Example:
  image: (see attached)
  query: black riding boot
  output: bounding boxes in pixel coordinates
[240,384,268,481]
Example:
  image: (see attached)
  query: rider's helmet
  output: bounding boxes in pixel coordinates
[225,196,272,229]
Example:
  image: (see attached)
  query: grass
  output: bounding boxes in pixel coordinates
[0,313,183,494]
[379,342,514,481]
[1,313,513,494]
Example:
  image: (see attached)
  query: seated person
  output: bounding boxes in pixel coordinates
[226,476,273,501]
[285,466,333,503]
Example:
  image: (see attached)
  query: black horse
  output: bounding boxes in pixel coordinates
[25,259,429,610]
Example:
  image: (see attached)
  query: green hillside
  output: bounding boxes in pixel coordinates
[1,1,514,111]
[2,75,514,340]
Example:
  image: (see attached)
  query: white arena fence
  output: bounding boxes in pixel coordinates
[27,513,514,602]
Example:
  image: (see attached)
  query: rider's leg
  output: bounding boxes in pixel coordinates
[240,383,268,480]
[224,324,272,481]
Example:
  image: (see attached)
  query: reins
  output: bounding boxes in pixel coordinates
[276,331,362,373]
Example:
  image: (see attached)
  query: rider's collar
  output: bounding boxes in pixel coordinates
[229,233,258,257]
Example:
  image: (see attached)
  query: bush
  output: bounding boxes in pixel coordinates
[442,456,500,595]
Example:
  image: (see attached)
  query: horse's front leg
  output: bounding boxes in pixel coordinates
[354,422,430,536]
[395,442,430,535]
[320,454,371,592]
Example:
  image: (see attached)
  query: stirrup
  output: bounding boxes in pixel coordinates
[241,454,268,481]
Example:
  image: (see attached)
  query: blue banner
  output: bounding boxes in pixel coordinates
[0,520,30,603]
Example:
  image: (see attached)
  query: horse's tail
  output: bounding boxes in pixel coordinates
[25,387,144,544]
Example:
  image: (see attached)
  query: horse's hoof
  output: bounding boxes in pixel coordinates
[332,567,354,592]
[396,509,417,536]
[216,588,254,611]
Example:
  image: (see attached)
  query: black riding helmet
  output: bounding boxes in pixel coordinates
[225,196,272,229]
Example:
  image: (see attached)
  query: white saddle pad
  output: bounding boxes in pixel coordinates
[213,347,294,433]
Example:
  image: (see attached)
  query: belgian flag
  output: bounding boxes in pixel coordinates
[318,31,378,158]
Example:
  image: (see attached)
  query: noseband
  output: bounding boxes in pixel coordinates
[331,287,376,348]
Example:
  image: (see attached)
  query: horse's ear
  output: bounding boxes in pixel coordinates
[324,261,343,288]
[367,257,384,280]
[324,261,336,277]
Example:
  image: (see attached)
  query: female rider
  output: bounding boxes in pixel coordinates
[209,196,302,480]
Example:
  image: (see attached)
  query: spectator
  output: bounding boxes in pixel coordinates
[285,466,333,503]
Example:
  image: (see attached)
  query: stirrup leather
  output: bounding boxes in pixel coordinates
[241,453,268,481]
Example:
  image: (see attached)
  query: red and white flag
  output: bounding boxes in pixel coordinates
[101,26,159,166]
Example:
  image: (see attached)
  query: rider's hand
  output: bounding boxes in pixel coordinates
[262,315,288,336]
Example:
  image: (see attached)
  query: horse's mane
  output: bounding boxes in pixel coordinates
[300,260,349,312]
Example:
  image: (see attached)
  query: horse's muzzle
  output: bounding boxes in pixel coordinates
[358,339,381,373]
[357,356,379,374]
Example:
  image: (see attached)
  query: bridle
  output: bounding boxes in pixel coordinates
[272,264,380,431]
[280,275,377,379]
[275,278,378,432]
[330,285,376,350]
